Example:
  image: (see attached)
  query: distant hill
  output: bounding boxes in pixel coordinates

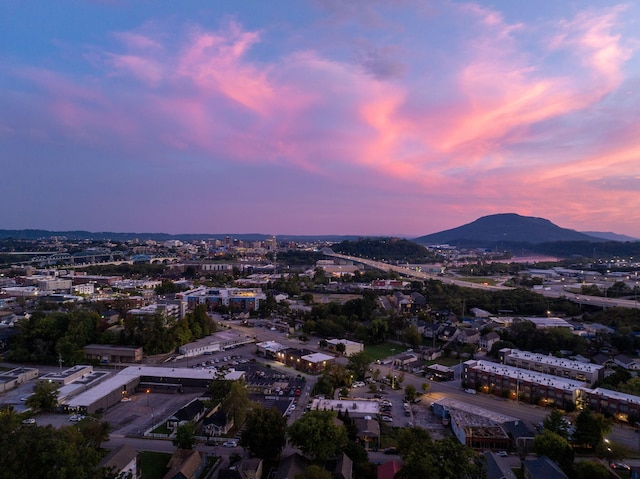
[0,229,361,242]
[581,231,639,242]
[331,237,439,262]
[414,213,605,246]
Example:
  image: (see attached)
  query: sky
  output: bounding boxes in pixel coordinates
[1,1,640,238]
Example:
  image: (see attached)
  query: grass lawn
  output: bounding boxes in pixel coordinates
[365,343,409,361]
[151,423,171,435]
[140,451,171,479]
[459,277,497,286]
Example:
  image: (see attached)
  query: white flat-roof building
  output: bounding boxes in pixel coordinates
[256,340,288,358]
[326,339,364,356]
[179,330,254,357]
[39,365,93,386]
[522,317,573,329]
[310,398,379,417]
[499,348,604,385]
[64,366,244,414]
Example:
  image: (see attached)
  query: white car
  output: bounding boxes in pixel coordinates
[222,440,238,447]
[22,418,36,425]
[381,416,393,422]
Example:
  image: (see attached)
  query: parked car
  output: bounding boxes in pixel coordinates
[610,463,630,471]
[381,416,393,422]
[496,451,508,457]
[222,440,238,447]
[22,418,36,425]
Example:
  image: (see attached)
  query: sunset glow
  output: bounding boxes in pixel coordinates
[1,1,639,237]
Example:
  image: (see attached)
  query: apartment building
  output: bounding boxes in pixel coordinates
[499,348,604,385]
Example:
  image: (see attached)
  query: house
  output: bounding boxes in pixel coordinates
[98,444,139,479]
[203,409,233,437]
[438,325,460,342]
[419,347,441,362]
[457,328,480,345]
[394,353,419,368]
[471,307,492,318]
[377,460,402,479]
[522,456,568,479]
[614,354,639,370]
[241,458,263,479]
[592,353,614,367]
[167,399,207,430]
[501,420,535,453]
[483,451,517,479]
[353,417,380,450]
[410,292,428,313]
[479,332,500,351]
[274,452,309,479]
[162,450,206,479]
[332,453,353,479]
[422,323,440,339]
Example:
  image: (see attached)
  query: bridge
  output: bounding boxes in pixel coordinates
[4,253,180,269]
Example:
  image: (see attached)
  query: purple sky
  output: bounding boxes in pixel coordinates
[1,1,639,237]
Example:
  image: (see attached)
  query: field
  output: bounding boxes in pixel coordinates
[364,342,410,361]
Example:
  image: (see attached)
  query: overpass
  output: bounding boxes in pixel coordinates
[324,252,511,292]
[323,252,640,310]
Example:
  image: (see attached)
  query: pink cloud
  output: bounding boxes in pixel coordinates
[3,5,639,236]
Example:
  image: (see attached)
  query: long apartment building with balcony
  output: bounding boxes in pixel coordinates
[463,360,585,409]
[499,348,604,385]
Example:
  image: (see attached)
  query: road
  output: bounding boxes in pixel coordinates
[325,253,640,309]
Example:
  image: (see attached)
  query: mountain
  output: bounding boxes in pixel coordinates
[414,213,606,246]
[581,231,639,242]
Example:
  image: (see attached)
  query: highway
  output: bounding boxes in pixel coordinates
[325,252,640,309]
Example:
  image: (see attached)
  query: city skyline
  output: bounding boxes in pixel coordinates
[2,1,639,237]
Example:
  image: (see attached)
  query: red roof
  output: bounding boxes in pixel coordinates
[377,460,402,479]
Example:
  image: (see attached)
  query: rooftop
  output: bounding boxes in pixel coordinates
[465,360,585,391]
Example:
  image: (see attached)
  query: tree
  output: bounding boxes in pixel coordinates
[295,465,332,479]
[534,430,574,472]
[368,318,389,343]
[421,382,430,395]
[396,429,482,479]
[241,406,288,459]
[318,339,328,349]
[401,325,423,349]
[575,460,609,479]
[542,409,570,439]
[405,384,417,402]
[222,381,251,427]
[26,380,59,412]
[287,410,347,463]
[573,409,611,449]
[346,351,372,381]
[173,422,196,449]
[0,406,111,479]
[77,419,111,448]
[335,342,346,355]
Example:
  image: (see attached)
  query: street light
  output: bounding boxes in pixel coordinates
[146,388,150,406]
